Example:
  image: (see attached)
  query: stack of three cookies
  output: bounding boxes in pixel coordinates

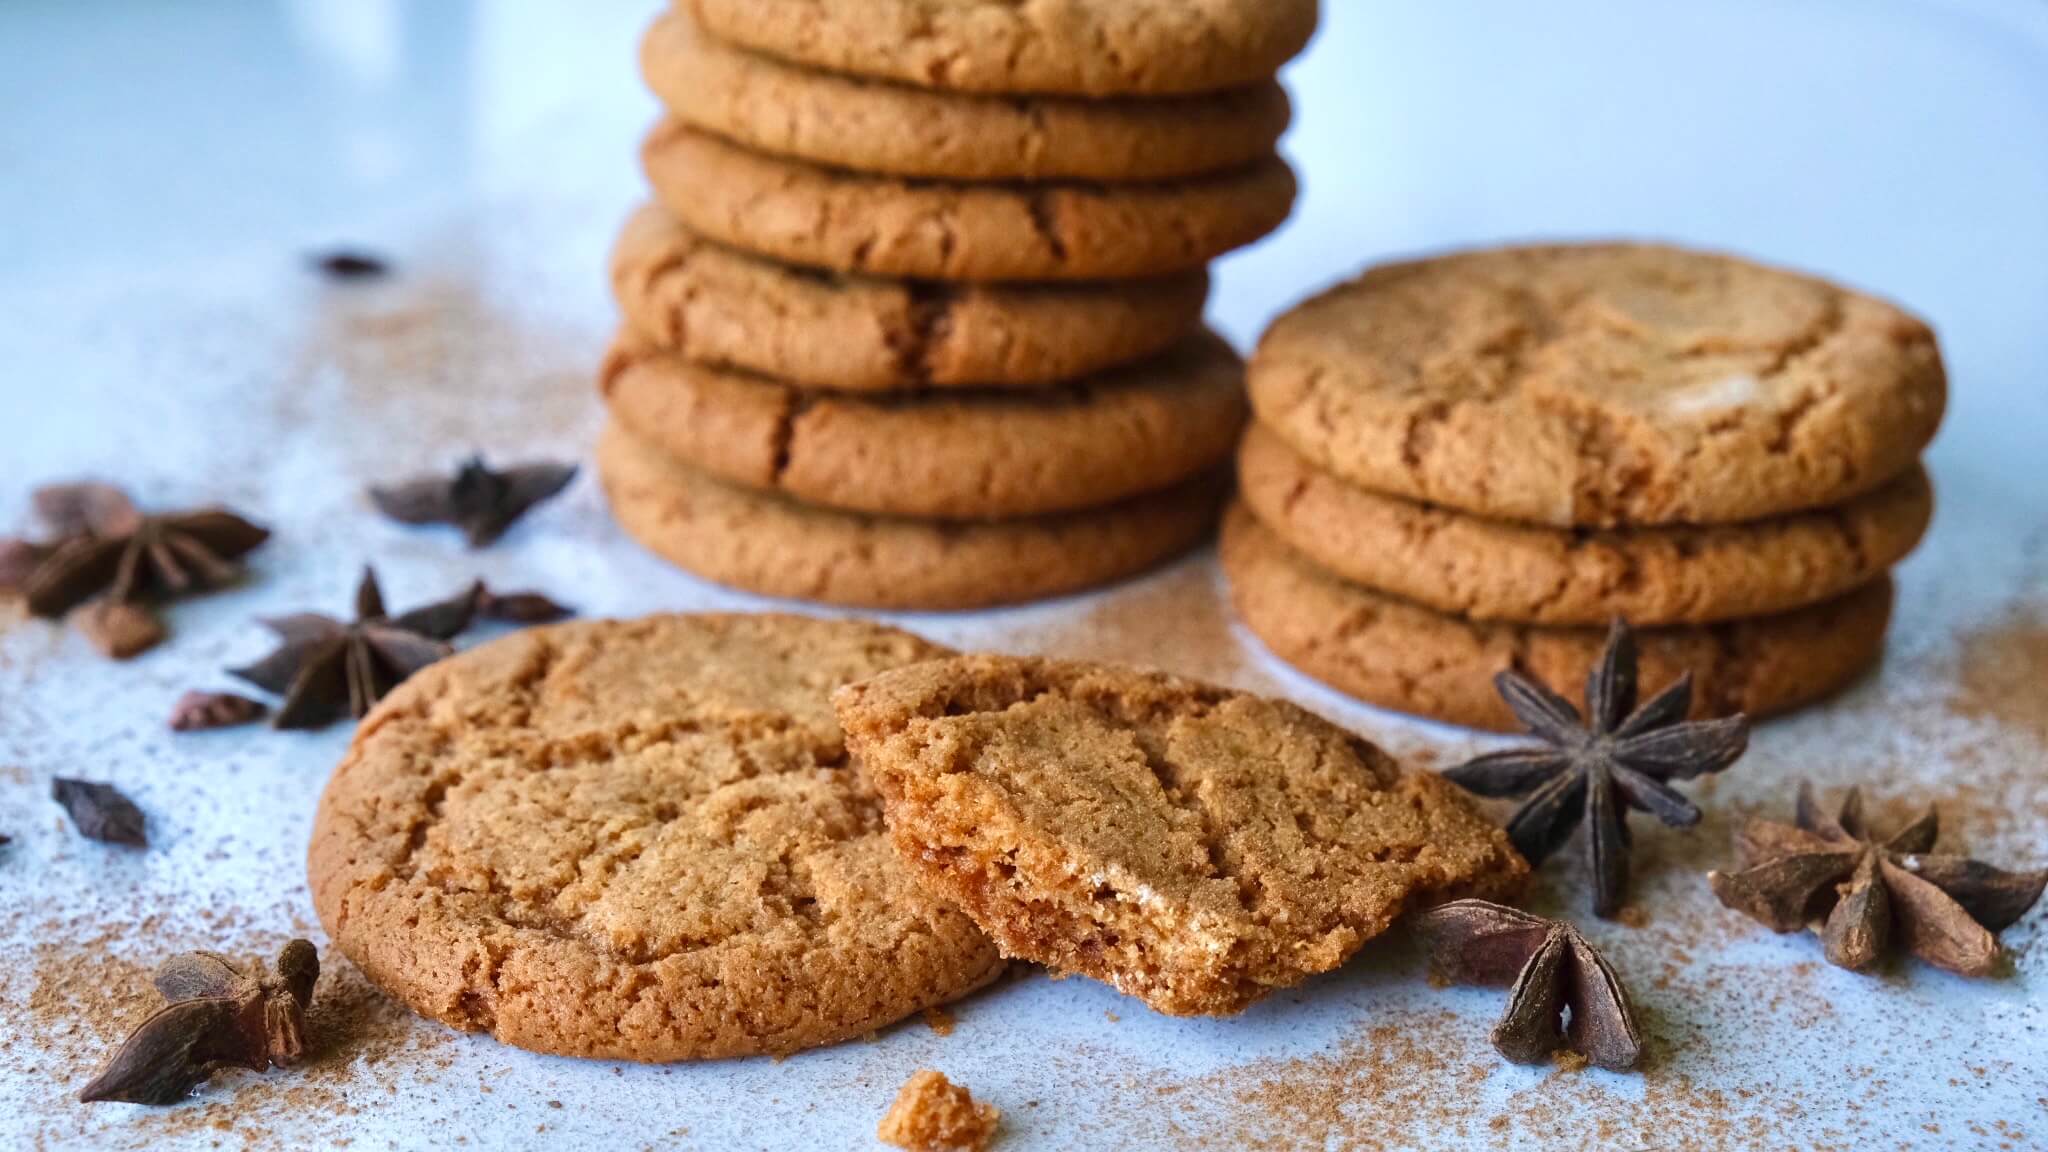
[600,1,1319,610]
[1224,245,1948,730]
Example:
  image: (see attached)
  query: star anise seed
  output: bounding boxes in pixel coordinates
[369,456,576,548]
[1709,782,2047,977]
[52,778,148,846]
[170,690,270,732]
[8,483,269,659]
[310,249,391,280]
[229,567,479,729]
[80,940,319,1105]
[1444,619,1750,918]
[1418,899,1642,1071]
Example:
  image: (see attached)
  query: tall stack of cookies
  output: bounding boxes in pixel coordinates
[1224,245,1947,731]
[600,1,1319,610]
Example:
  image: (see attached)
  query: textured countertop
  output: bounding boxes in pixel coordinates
[3,1,2046,1148]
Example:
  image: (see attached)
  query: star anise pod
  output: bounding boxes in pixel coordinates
[369,456,577,548]
[1444,620,1750,918]
[476,584,574,624]
[80,940,319,1105]
[1418,899,1642,1070]
[1709,783,2047,977]
[3,482,269,659]
[229,567,479,729]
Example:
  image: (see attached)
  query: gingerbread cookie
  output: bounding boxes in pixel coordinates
[1237,424,1932,625]
[308,614,1002,1061]
[1249,244,1947,526]
[1220,504,1895,732]
[612,206,1208,391]
[834,655,1526,1017]
[644,121,1296,282]
[678,0,1319,97]
[600,329,1247,520]
[644,13,1291,182]
[598,423,1225,610]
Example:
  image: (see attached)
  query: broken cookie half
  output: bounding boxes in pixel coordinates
[834,655,1527,1017]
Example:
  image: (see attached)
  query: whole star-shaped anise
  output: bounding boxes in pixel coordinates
[1418,900,1642,1070]
[1445,620,1750,918]
[80,940,319,1105]
[229,567,478,729]
[369,456,576,548]
[1709,783,2047,977]
[1,483,269,658]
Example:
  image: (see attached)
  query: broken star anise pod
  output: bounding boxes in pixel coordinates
[1444,619,1750,918]
[52,778,148,846]
[229,567,479,729]
[80,939,319,1105]
[2,482,269,659]
[1418,899,1642,1071]
[1709,783,2048,977]
[369,456,577,548]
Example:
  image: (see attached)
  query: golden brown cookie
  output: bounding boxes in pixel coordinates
[597,423,1225,611]
[644,121,1297,282]
[307,614,1003,1062]
[833,655,1527,1017]
[600,329,1248,519]
[1237,424,1932,626]
[612,205,1208,391]
[644,13,1291,182]
[1220,504,1894,732]
[678,0,1319,97]
[1249,244,1947,527]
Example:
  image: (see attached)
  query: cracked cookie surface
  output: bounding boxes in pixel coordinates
[1249,244,1947,527]
[600,328,1247,520]
[307,614,1002,1061]
[1220,504,1894,732]
[1238,424,1932,626]
[612,205,1208,391]
[679,0,1318,97]
[833,655,1527,1017]
[597,422,1226,610]
[644,121,1296,282]
[645,12,1291,182]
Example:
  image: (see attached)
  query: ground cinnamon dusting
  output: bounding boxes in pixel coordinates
[1950,602,2048,748]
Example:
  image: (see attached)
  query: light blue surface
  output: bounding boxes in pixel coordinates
[2,2,2044,1148]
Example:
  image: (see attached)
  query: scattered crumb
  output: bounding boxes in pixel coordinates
[1103,1011,1120,1024]
[922,1006,955,1037]
[1552,1050,1590,1074]
[878,1069,1001,1152]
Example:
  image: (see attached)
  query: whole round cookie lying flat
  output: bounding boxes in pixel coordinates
[644,121,1297,282]
[1237,424,1933,626]
[833,655,1526,1017]
[1249,244,1947,527]
[598,423,1226,610]
[1220,504,1894,732]
[600,330,1248,520]
[307,614,1002,1062]
[612,205,1208,391]
[678,0,1319,97]
[644,13,1292,182]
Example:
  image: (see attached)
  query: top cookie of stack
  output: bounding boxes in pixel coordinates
[601,0,1316,611]
[1223,243,1947,730]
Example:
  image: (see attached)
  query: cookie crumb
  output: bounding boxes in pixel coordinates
[922,1006,955,1037]
[878,1070,1000,1152]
